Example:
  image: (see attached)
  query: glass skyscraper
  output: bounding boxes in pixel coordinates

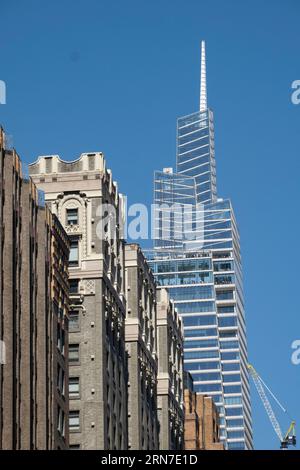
[147,41,253,450]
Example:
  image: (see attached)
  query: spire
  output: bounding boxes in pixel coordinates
[200,40,207,112]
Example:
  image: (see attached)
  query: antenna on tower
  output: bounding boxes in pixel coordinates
[200,40,207,112]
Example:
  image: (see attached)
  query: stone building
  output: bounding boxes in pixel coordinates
[124,244,159,450]
[0,127,69,449]
[29,151,128,450]
[184,372,224,450]
[156,288,184,450]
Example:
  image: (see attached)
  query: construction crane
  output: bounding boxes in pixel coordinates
[248,364,296,449]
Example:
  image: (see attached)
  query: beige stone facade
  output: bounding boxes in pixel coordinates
[124,244,159,450]
[29,151,128,449]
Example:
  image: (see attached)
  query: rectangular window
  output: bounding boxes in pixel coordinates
[221,351,240,361]
[224,385,242,394]
[69,279,79,294]
[185,361,220,371]
[57,406,65,437]
[224,397,242,405]
[215,274,235,285]
[182,314,216,327]
[69,410,80,432]
[192,371,221,381]
[218,316,237,328]
[69,239,79,267]
[57,364,65,396]
[223,373,241,383]
[226,407,243,417]
[194,383,222,393]
[216,290,234,300]
[227,430,245,439]
[213,261,233,272]
[184,338,218,349]
[228,442,245,450]
[66,208,78,225]
[57,324,65,355]
[185,350,219,360]
[184,327,218,338]
[69,310,80,332]
[69,344,80,363]
[69,377,80,398]
[218,305,235,314]
[226,418,244,428]
[222,362,240,372]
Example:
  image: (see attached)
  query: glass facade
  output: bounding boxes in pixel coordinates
[146,44,253,450]
[153,170,197,249]
[177,110,217,205]
[147,247,252,449]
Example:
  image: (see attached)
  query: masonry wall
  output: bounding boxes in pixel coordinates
[156,288,184,450]
[0,128,70,449]
[125,244,158,450]
[184,383,224,451]
[29,151,128,449]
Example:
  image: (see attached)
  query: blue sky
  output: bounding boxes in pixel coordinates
[1,0,300,450]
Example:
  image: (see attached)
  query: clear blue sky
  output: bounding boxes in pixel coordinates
[1,0,300,450]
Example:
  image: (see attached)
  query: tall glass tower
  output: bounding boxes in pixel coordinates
[147,42,253,450]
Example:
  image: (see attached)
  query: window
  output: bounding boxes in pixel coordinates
[69,239,79,267]
[178,301,215,314]
[213,261,233,272]
[222,362,240,372]
[224,385,242,394]
[218,316,237,328]
[69,410,80,432]
[66,208,78,225]
[194,383,222,393]
[226,407,243,417]
[57,364,65,396]
[223,373,241,383]
[221,351,240,361]
[228,442,245,450]
[184,328,218,338]
[57,406,65,437]
[185,361,220,371]
[168,285,214,301]
[69,279,79,294]
[224,397,242,405]
[216,290,234,300]
[220,340,239,350]
[215,275,234,285]
[185,350,219,360]
[218,305,235,314]
[227,430,244,439]
[226,418,244,428]
[192,371,221,381]
[219,331,237,338]
[69,444,81,449]
[57,324,65,355]
[69,344,79,363]
[182,314,216,327]
[69,377,80,398]
[184,338,218,349]
[69,310,80,332]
